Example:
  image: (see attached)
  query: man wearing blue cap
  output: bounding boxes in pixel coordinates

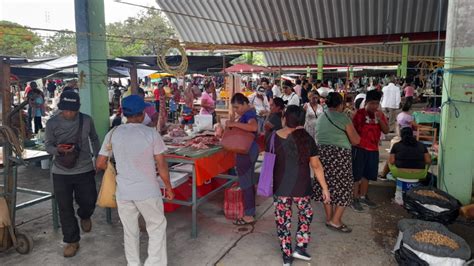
[45,91,100,257]
[96,95,174,265]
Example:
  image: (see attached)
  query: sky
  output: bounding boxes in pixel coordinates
[0,0,158,31]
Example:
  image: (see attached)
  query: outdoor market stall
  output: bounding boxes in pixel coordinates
[106,129,237,238]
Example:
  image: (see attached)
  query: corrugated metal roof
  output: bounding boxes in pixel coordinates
[157,0,447,45]
[263,42,445,66]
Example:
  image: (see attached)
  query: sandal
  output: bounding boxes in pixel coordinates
[326,222,352,233]
[233,218,256,226]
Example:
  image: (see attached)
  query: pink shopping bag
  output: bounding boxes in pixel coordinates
[257,132,276,197]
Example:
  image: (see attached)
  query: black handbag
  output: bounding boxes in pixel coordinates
[56,113,83,169]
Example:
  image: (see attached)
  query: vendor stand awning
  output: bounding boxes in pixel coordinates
[119,55,241,73]
[10,67,61,83]
[224,63,271,73]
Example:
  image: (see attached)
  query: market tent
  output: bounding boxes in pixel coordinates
[119,54,241,73]
[10,67,60,83]
[224,64,271,73]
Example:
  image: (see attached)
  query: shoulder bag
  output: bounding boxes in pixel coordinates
[56,113,83,169]
[221,126,255,154]
[97,127,119,208]
[257,132,276,197]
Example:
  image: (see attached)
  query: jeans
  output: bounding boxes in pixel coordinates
[34,116,43,133]
[236,141,259,216]
[53,171,97,243]
[256,116,266,134]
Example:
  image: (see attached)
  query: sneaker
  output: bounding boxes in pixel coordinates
[283,255,293,266]
[63,242,80,257]
[292,247,311,261]
[80,218,92,233]
[350,198,365,212]
[360,196,377,209]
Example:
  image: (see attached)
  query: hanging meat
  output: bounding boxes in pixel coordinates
[157,85,167,134]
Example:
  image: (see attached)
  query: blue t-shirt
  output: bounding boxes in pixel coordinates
[35,97,44,117]
[239,108,257,123]
[239,109,258,139]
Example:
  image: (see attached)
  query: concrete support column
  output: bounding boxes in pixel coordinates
[401,37,409,78]
[317,42,323,81]
[439,0,474,204]
[75,0,109,141]
[397,64,401,77]
[306,66,310,78]
[349,65,354,80]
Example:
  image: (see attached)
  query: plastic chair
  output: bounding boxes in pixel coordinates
[388,164,428,180]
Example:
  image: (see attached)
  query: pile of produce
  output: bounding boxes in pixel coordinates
[394,219,471,266]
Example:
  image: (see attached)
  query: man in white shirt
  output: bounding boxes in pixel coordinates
[96,95,174,266]
[381,78,401,132]
[249,86,270,133]
[282,80,300,106]
[272,80,282,98]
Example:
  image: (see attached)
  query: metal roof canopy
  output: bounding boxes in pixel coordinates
[157,0,447,65]
[264,41,446,67]
[157,0,447,44]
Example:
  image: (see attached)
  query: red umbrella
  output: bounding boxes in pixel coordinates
[224,64,271,73]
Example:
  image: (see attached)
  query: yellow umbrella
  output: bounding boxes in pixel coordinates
[149,72,174,79]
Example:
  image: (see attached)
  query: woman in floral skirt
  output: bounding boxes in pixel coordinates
[268,105,330,266]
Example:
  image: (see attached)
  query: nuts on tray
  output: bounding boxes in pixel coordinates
[412,230,460,250]
[414,190,449,202]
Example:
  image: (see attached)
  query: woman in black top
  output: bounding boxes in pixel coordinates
[390,127,431,170]
[268,105,330,265]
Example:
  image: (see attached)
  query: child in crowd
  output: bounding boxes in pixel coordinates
[351,90,389,211]
[181,105,195,130]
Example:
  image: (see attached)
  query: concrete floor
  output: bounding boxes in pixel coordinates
[1,124,473,265]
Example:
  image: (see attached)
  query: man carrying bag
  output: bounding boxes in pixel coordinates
[45,91,101,257]
[96,95,174,266]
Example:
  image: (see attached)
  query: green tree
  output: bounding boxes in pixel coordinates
[106,9,177,57]
[0,21,42,57]
[39,31,76,57]
[232,52,266,66]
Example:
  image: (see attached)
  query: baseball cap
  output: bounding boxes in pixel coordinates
[58,91,80,111]
[122,95,147,116]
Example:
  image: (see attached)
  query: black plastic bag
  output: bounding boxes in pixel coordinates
[395,242,429,266]
[403,187,461,224]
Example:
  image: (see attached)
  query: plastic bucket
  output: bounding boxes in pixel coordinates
[41,159,50,170]
[395,178,421,205]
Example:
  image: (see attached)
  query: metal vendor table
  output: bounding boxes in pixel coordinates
[0,148,59,230]
[106,146,237,238]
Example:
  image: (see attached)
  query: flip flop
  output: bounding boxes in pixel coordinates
[233,218,256,226]
[326,222,352,233]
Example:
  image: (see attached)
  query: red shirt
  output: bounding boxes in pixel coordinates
[352,109,387,151]
[153,87,160,101]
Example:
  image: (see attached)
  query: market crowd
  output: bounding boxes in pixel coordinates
[33,74,431,265]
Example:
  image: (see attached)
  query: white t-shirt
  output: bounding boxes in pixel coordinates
[283,92,300,106]
[381,83,401,109]
[248,93,270,115]
[272,85,282,98]
[99,123,167,201]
